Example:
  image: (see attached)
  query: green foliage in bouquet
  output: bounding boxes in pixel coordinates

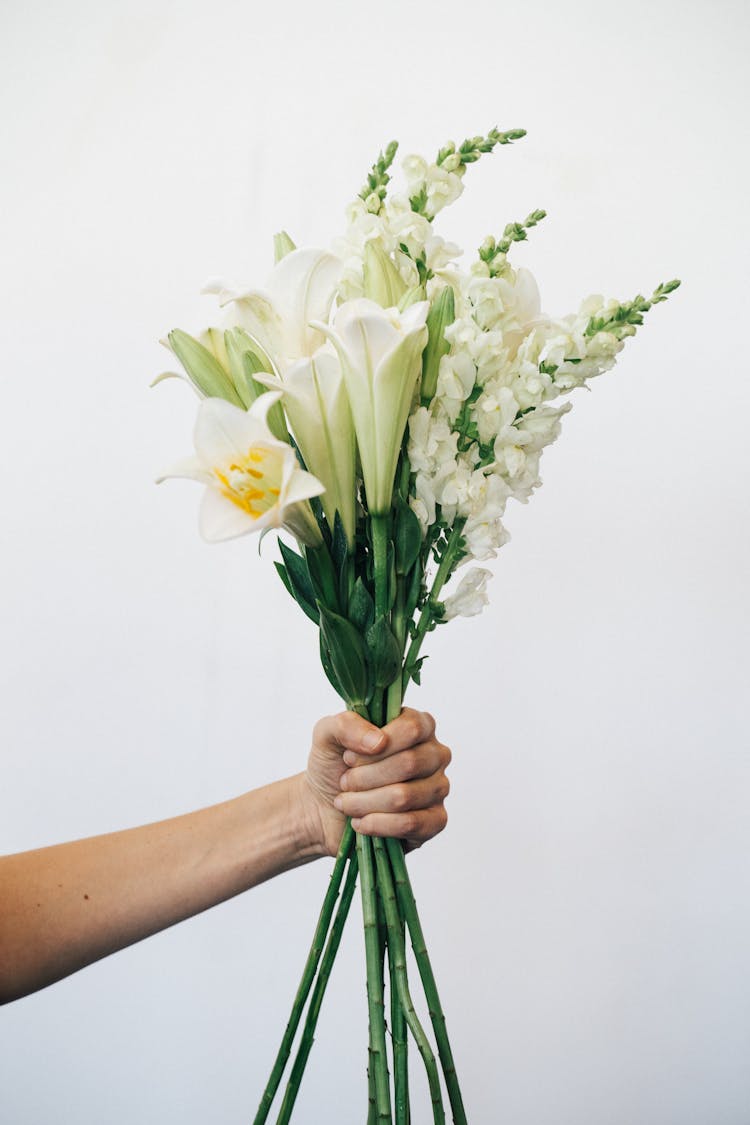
[156,126,680,1123]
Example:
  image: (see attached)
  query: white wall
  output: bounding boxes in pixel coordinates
[1,0,748,1121]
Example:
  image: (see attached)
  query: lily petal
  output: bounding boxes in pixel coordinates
[198,486,272,542]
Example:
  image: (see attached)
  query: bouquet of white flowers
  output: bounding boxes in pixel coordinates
[156,127,679,1123]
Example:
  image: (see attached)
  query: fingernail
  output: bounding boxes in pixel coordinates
[351,818,362,830]
[333,795,344,811]
[362,731,383,751]
[342,751,356,767]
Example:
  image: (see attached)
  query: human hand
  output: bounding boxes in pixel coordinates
[301,708,451,858]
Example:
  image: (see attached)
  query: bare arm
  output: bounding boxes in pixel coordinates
[0,708,450,1004]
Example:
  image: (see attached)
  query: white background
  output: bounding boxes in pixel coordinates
[1,1,748,1122]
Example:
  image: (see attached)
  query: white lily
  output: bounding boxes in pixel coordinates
[315,298,429,515]
[158,394,324,546]
[203,247,343,373]
[256,352,357,546]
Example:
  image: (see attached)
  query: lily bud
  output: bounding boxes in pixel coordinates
[398,285,426,312]
[362,242,408,308]
[273,230,296,264]
[167,329,244,406]
[314,299,429,515]
[420,286,455,404]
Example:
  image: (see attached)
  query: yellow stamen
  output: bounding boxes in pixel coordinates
[213,443,283,521]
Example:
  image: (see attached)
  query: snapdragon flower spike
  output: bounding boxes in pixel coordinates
[478,209,547,278]
[408,127,527,220]
[157,393,324,546]
[437,127,527,169]
[358,139,399,216]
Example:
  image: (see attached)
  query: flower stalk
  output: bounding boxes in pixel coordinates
[275,846,360,1124]
[358,832,393,1123]
[252,821,356,1124]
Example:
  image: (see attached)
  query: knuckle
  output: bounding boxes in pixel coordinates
[396,749,419,780]
[332,712,350,742]
[401,812,420,838]
[313,715,334,743]
[405,715,422,744]
[345,767,364,792]
[393,783,412,812]
[421,710,436,737]
[337,793,355,814]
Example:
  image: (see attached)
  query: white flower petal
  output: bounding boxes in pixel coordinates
[198,486,270,542]
[193,394,284,466]
[156,455,213,486]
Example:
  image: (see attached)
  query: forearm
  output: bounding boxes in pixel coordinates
[0,773,321,1004]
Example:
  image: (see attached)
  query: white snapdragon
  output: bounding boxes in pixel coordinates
[510,360,556,411]
[432,452,476,524]
[473,383,520,447]
[490,401,571,504]
[333,192,463,303]
[464,517,511,562]
[442,567,492,620]
[514,402,572,452]
[407,407,458,475]
[410,471,438,533]
[435,351,477,423]
[402,154,465,219]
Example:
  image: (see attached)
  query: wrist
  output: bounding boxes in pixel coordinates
[287,772,330,861]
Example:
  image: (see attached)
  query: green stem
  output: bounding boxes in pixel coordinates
[373,839,445,1125]
[368,1057,377,1125]
[402,519,466,695]
[370,512,391,620]
[358,832,393,1123]
[389,889,409,1125]
[386,838,467,1125]
[386,572,406,721]
[253,820,356,1124]
[275,850,360,1124]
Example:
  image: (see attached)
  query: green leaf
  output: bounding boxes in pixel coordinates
[349,577,375,633]
[319,605,369,705]
[274,561,293,599]
[167,330,243,405]
[365,615,402,689]
[404,562,423,621]
[387,542,397,612]
[319,631,344,699]
[420,286,455,404]
[305,543,340,613]
[278,540,319,624]
[332,511,349,572]
[409,655,427,686]
[394,499,423,576]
